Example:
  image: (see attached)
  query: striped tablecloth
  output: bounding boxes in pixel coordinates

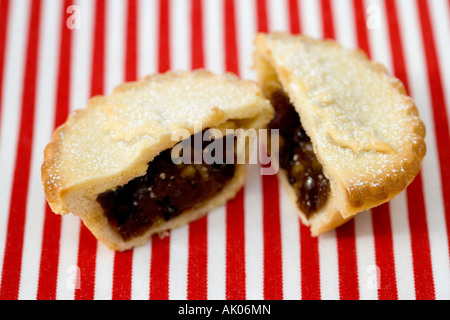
[0,0,449,300]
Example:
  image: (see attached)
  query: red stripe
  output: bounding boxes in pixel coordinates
[191,0,204,70]
[53,1,73,128]
[262,174,283,299]
[384,0,435,300]
[187,217,208,300]
[149,234,170,299]
[299,224,321,300]
[0,0,10,137]
[255,0,283,300]
[186,0,208,300]
[90,0,105,97]
[320,0,334,39]
[371,205,398,300]
[256,0,268,33]
[335,221,359,300]
[36,206,62,300]
[74,224,98,300]
[225,189,246,299]
[351,0,398,300]
[36,0,74,300]
[223,0,246,300]
[224,0,239,75]
[112,250,133,300]
[158,0,170,73]
[352,0,370,55]
[111,0,138,301]
[149,0,172,300]
[406,175,435,299]
[416,0,450,268]
[319,0,359,300]
[125,0,137,82]
[0,0,41,300]
[288,0,301,34]
[74,0,107,300]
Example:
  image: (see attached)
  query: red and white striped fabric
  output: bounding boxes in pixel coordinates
[0,0,449,300]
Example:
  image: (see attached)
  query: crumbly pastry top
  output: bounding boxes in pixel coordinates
[255,32,426,217]
[42,69,273,213]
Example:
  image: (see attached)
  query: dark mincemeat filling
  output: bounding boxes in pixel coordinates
[97,131,236,240]
[268,89,330,218]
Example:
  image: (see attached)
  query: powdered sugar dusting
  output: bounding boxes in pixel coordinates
[260,33,425,197]
[45,70,271,192]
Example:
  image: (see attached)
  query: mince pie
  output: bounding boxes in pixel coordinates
[254,33,426,235]
[42,70,273,251]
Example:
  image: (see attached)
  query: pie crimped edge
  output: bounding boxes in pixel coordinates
[41,69,274,251]
[254,32,426,235]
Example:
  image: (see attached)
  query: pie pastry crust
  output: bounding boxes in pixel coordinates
[254,32,426,235]
[42,69,273,251]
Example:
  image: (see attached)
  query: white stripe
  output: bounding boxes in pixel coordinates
[389,193,415,299]
[93,243,113,299]
[167,0,190,300]
[397,0,450,300]
[244,162,264,299]
[147,237,154,297]
[364,0,392,71]
[354,211,377,300]
[131,242,151,299]
[268,0,289,32]
[168,225,189,299]
[429,0,450,132]
[138,0,157,78]
[318,231,339,300]
[203,0,224,74]
[236,0,256,80]
[55,0,94,300]
[69,0,93,114]
[300,0,322,38]
[207,206,226,299]
[279,184,301,300]
[204,0,226,300]
[56,215,81,299]
[332,0,357,48]
[170,0,190,71]
[105,0,125,94]
[18,0,61,300]
[0,0,30,283]
[131,0,156,300]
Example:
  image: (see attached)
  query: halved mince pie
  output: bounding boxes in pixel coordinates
[42,70,273,251]
[254,33,426,235]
